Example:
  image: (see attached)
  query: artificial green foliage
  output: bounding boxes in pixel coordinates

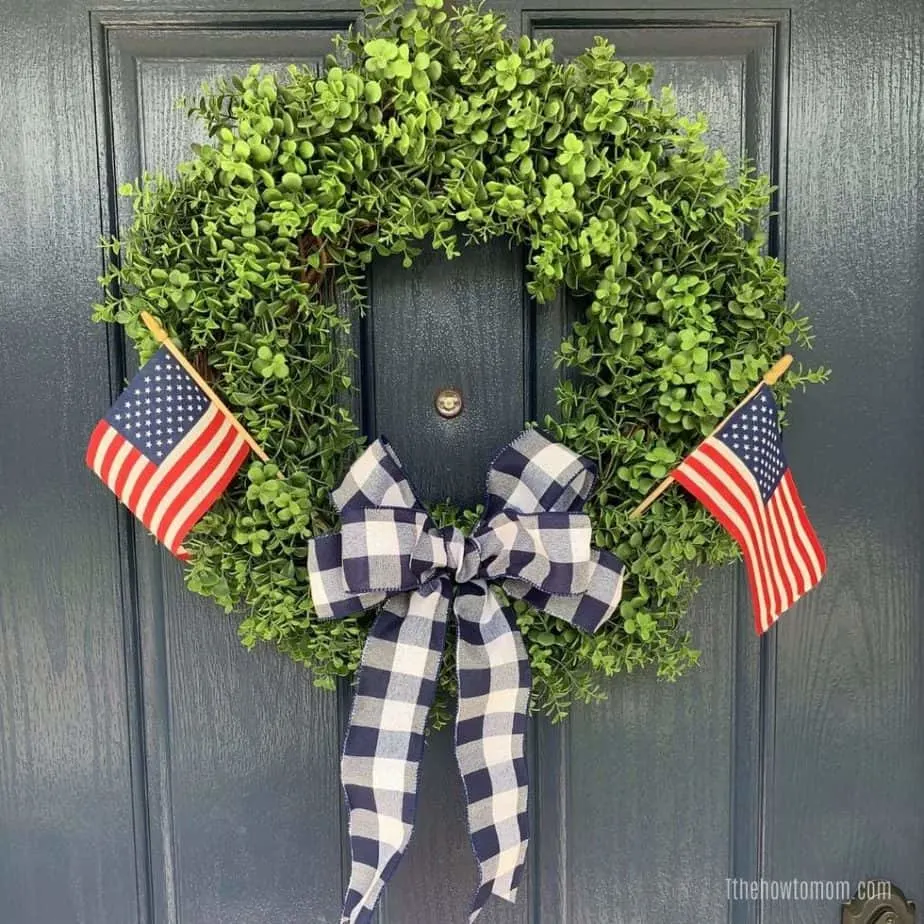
[95,0,826,724]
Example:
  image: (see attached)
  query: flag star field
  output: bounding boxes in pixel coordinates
[716,387,787,502]
[107,349,210,462]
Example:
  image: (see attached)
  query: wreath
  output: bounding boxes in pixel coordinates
[95,0,824,724]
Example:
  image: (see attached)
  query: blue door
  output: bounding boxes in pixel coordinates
[1,2,922,922]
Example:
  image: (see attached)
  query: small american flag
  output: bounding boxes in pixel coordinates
[86,346,251,560]
[672,384,826,634]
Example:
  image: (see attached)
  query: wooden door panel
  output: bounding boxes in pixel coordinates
[96,16,353,923]
[764,2,924,918]
[527,13,780,923]
[0,6,144,924]
[366,239,528,509]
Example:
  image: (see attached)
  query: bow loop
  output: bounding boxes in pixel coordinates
[339,507,430,594]
[485,429,596,517]
[332,437,420,514]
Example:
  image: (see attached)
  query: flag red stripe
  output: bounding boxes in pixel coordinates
[767,490,824,613]
[133,407,219,522]
[111,444,141,499]
[775,474,819,587]
[674,460,768,630]
[97,430,124,485]
[674,453,773,629]
[768,487,812,596]
[718,451,794,627]
[781,471,826,580]
[124,455,157,513]
[787,472,826,576]
[148,415,234,537]
[762,480,799,605]
[767,491,808,597]
[689,449,778,630]
[699,443,787,626]
[156,421,240,548]
[87,421,158,513]
[106,441,134,495]
[704,442,808,630]
[764,473,824,599]
[86,420,109,469]
[137,408,225,526]
[717,450,823,620]
[771,482,812,593]
[90,428,118,479]
[166,440,250,555]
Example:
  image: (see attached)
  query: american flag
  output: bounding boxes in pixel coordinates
[672,384,826,634]
[86,346,251,560]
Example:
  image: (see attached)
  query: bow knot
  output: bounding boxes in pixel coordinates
[414,522,479,583]
[307,430,625,924]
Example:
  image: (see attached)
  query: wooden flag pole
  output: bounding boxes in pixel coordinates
[628,354,794,520]
[139,311,270,462]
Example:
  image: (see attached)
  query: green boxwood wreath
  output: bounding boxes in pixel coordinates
[96,0,826,724]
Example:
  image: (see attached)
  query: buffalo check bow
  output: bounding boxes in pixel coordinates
[307,430,625,924]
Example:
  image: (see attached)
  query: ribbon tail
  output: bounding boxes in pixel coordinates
[453,581,531,923]
[340,581,451,924]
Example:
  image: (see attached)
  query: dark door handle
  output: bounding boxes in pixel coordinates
[843,882,915,923]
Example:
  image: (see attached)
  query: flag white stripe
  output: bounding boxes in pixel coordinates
[134,406,220,522]
[764,486,799,605]
[767,492,823,616]
[768,490,812,594]
[92,427,118,477]
[779,474,823,581]
[708,442,793,626]
[149,414,233,537]
[105,441,134,492]
[162,432,247,550]
[742,469,792,623]
[769,483,813,592]
[121,454,151,508]
[677,459,771,627]
[694,447,778,625]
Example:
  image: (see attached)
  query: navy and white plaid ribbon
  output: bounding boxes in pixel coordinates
[307,430,624,923]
